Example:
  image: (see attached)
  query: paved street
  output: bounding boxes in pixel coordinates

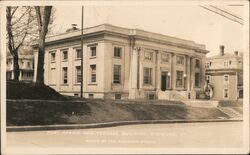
[6,122,243,149]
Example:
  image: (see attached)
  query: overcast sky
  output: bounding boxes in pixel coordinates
[52,5,244,56]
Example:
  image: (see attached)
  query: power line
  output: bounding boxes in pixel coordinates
[199,5,243,25]
[210,5,242,20]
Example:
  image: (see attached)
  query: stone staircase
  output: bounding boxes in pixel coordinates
[217,107,243,118]
[169,91,216,107]
[186,100,218,108]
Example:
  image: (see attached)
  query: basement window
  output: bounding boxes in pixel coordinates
[148,94,155,100]
[115,94,122,100]
[88,93,94,98]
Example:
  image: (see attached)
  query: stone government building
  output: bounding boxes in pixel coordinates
[33,24,209,100]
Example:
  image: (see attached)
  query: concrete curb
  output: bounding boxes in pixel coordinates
[7,118,243,132]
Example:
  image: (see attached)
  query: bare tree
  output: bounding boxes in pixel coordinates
[6,6,35,80]
[35,6,52,86]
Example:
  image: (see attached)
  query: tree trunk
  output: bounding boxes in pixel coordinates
[35,6,52,86]
[13,50,20,81]
[35,38,45,86]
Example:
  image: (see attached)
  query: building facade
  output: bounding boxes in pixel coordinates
[6,54,34,81]
[34,24,209,100]
[205,45,243,100]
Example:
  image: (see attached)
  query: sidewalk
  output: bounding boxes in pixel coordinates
[7,118,243,132]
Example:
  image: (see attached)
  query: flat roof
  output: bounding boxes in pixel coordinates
[45,24,207,52]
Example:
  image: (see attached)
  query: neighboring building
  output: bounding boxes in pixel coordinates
[33,24,209,100]
[205,45,243,100]
[6,54,34,81]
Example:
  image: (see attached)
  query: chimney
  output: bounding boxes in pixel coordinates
[220,45,224,56]
[234,51,239,56]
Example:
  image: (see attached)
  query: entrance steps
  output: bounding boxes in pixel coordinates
[217,107,243,118]
[184,100,218,108]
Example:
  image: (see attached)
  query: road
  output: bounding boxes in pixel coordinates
[6,122,243,148]
[5,122,243,153]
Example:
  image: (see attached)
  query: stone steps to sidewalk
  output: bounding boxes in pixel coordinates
[217,107,242,118]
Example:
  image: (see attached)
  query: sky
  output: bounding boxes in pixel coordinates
[52,4,245,56]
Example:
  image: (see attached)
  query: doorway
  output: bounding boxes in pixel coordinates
[161,71,168,91]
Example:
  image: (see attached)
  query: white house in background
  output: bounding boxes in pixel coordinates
[33,24,209,100]
[205,45,243,100]
[6,54,34,81]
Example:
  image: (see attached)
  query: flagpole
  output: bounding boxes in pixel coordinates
[80,6,84,98]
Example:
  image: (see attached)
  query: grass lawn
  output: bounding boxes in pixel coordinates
[6,81,230,126]
[7,100,230,126]
[7,80,68,100]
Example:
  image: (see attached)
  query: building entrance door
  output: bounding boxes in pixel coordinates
[161,71,168,91]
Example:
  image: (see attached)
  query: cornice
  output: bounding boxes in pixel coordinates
[38,24,208,54]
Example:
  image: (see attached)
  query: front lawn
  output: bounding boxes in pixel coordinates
[7,100,230,126]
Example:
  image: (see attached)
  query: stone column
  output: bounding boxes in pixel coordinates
[171,53,176,90]
[201,57,206,91]
[129,46,140,99]
[186,55,190,90]
[190,57,195,90]
[11,71,14,80]
[19,70,22,80]
[155,50,160,91]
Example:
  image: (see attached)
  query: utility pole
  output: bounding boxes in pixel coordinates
[80,6,84,98]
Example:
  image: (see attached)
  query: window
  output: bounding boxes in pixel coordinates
[195,73,201,87]
[89,93,94,98]
[27,62,30,68]
[51,52,56,62]
[223,88,229,99]
[210,61,212,66]
[90,46,96,57]
[148,94,155,100]
[195,59,200,68]
[114,47,122,58]
[62,67,68,84]
[6,71,12,80]
[161,53,169,63]
[113,65,121,84]
[223,75,229,84]
[205,62,209,68]
[239,89,243,98]
[176,56,184,65]
[75,49,82,59]
[27,72,33,78]
[144,51,153,61]
[90,65,96,83]
[229,60,232,65]
[21,61,24,67]
[115,94,122,100]
[76,66,81,83]
[176,71,184,87]
[206,75,211,84]
[144,67,152,84]
[224,61,228,67]
[62,50,68,60]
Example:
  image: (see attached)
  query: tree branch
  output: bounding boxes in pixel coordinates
[11,8,30,26]
[35,6,42,30]
[11,6,18,17]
